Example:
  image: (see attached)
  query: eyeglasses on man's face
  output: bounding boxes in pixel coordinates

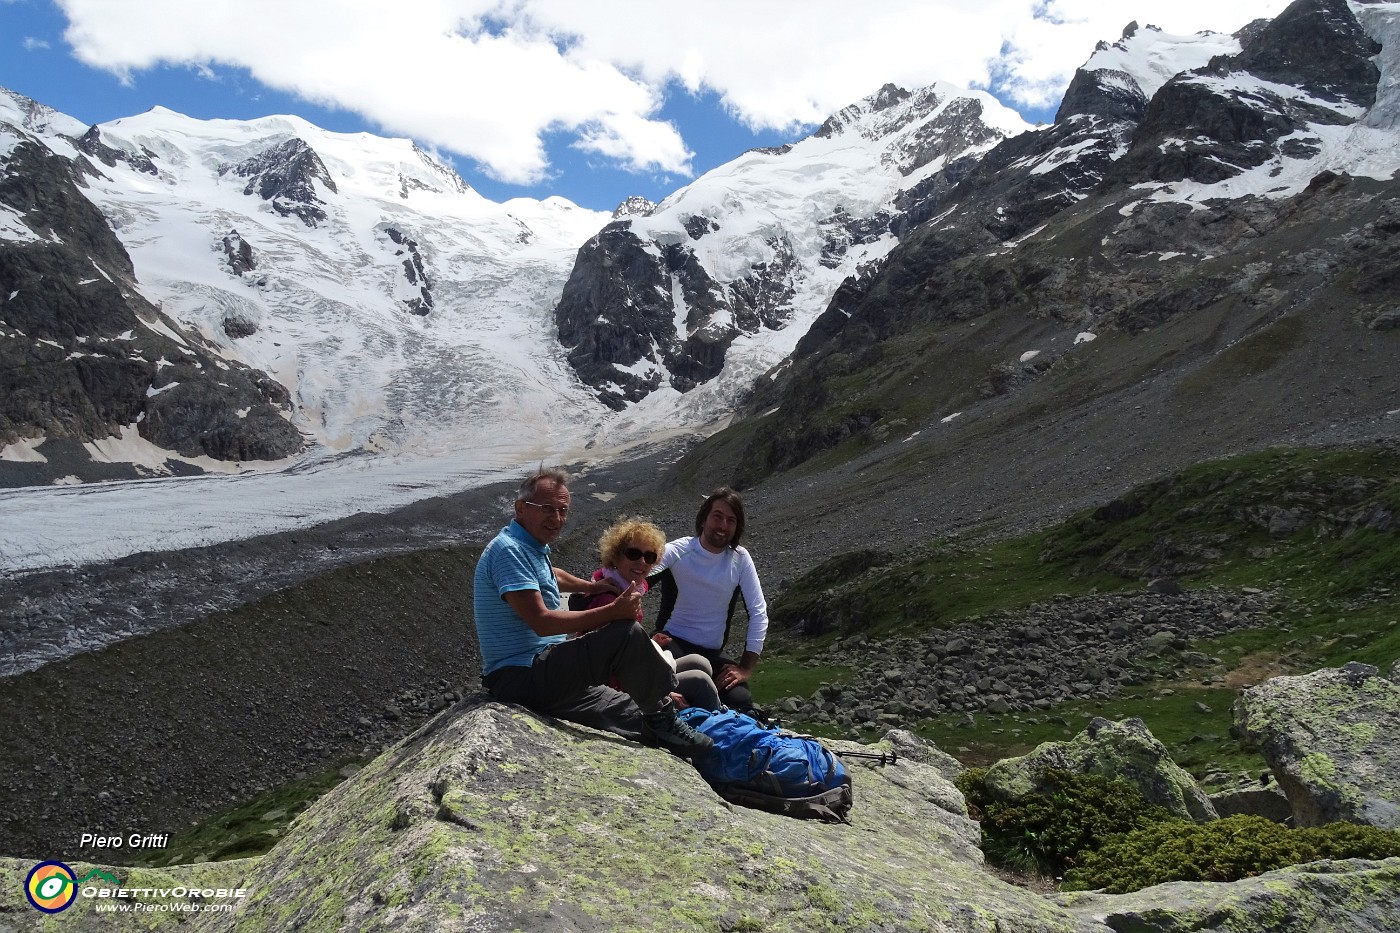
[622,547,658,564]
[522,501,569,519]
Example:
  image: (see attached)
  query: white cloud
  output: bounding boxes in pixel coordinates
[22,36,51,51]
[53,0,1291,183]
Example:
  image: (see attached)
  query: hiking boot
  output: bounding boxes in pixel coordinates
[643,708,713,760]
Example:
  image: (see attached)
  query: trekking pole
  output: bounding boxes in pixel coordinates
[835,750,899,766]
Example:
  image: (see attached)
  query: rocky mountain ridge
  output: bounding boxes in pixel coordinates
[0,107,304,483]
[722,0,1400,500]
[554,81,1030,410]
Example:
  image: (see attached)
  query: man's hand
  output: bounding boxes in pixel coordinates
[504,582,640,636]
[609,582,642,620]
[718,650,760,691]
[588,577,622,596]
[717,665,752,691]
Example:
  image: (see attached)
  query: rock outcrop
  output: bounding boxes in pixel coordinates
[0,127,303,484]
[1057,858,1400,933]
[1233,661,1400,829]
[983,717,1218,822]
[4,698,1398,931]
[221,699,1088,931]
[222,137,338,227]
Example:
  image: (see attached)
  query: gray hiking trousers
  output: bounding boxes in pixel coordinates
[484,621,677,742]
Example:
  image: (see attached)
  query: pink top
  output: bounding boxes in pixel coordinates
[582,566,649,622]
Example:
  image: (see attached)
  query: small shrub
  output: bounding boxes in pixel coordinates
[954,767,992,818]
[958,768,1179,876]
[1302,821,1400,861]
[1063,815,1400,894]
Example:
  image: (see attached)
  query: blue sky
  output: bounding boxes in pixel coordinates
[0,0,1286,212]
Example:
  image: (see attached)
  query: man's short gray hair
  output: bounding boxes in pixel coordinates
[517,468,570,502]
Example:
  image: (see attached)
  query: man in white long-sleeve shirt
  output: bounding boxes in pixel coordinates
[650,487,769,712]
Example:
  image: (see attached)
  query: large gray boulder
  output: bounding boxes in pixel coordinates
[7,697,1400,932]
[1057,858,1400,933]
[1209,782,1294,823]
[215,698,1098,932]
[1233,660,1400,829]
[983,717,1218,822]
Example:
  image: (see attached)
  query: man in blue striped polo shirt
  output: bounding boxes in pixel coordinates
[473,468,711,758]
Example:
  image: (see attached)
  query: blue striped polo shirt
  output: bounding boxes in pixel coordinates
[473,520,565,675]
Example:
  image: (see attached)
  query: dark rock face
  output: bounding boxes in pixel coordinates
[732,0,1396,486]
[1235,0,1381,106]
[224,138,338,227]
[74,124,158,176]
[385,226,433,315]
[0,136,302,483]
[1110,0,1378,187]
[555,217,804,408]
[221,229,257,275]
[1055,61,1150,125]
[556,83,1019,408]
[554,224,673,409]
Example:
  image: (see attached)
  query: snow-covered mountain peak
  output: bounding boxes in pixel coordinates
[1,92,617,483]
[815,81,1030,152]
[1079,23,1240,104]
[85,107,478,208]
[640,79,1028,236]
[554,78,1032,413]
[0,87,88,139]
[612,195,657,219]
[1110,0,1400,206]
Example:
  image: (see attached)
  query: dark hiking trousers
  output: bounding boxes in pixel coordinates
[485,620,677,743]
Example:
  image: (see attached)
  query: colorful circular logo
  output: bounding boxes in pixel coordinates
[25,861,77,913]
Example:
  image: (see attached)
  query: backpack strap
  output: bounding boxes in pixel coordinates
[716,783,853,824]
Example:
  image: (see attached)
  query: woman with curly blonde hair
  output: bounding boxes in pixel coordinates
[580,517,720,711]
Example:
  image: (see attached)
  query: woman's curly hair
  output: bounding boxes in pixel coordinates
[597,518,666,568]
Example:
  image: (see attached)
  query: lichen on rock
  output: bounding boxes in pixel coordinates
[212,697,1093,932]
[1233,659,1400,829]
[982,717,1218,822]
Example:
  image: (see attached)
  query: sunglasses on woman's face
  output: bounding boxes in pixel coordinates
[623,547,659,564]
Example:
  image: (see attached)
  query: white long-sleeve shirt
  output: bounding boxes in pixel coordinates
[652,536,769,655]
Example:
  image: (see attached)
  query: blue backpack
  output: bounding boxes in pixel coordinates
[678,707,853,822]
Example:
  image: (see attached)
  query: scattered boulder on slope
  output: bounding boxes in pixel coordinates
[1233,660,1400,829]
[1208,781,1294,823]
[983,717,1218,822]
[1056,858,1400,933]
